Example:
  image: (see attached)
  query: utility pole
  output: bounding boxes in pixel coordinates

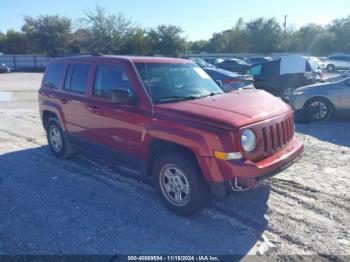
[283,15,287,37]
[283,15,287,51]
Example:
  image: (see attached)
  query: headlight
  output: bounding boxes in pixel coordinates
[293,90,304,96]
[241,129,257,152]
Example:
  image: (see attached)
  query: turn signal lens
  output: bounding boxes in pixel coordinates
[214,151,242,160]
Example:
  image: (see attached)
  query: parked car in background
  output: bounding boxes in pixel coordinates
[203,67,253,91]
[188,57,215,68]
[308,56,325,71]
[216,58,250,74]
[244,56,273,65]
[203,58,224,65]
[324,55,350,72]
[0,63,11,73]
[250,55,323,102]
[292,77,350,121]
[39,55,303,216]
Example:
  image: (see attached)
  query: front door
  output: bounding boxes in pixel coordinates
[86,63,145,167]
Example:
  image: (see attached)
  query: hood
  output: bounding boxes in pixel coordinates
[155,89,291,130]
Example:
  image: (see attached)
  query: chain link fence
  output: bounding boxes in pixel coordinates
[0,55,50,72]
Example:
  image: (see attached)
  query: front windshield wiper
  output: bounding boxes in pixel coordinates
[196,92,222,99]
[153,95,199,103]
[154,92,222,103]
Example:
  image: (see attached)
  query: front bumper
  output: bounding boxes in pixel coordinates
[198,137,304,197]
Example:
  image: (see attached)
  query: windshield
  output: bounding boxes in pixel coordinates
[135,63,223,103]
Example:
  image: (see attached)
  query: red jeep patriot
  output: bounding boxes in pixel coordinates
[39,55,303,216]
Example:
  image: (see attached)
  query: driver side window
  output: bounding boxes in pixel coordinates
[93,64,134,98]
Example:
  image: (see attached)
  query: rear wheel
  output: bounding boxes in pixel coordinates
[305,98,334,121]
[46,118,75,158]
[153,152,211,216]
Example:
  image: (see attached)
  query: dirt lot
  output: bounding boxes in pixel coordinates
[0,73,349,258]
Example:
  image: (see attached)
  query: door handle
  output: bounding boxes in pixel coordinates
[87,105,100,113]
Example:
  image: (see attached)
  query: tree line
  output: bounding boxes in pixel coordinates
[0,5,349,57]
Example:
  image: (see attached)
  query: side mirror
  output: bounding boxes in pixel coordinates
[110,89,136,105]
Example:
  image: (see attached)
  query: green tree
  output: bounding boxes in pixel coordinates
[327,16,350,53]
[188,40,208,53]
[22,15,72,56]
[146,25,186,57]
[309,32,337,56]
[287,24,325,52]
[245,18,283,53]
[80,5,134,54]
[121,28,149,55]
[1,30,32,54]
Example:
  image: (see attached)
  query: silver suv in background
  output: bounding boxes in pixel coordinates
[325,55,350,72]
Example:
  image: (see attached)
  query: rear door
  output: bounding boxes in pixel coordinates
[62,63,91,137]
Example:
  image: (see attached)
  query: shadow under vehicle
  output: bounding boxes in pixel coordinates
[0,146,270,255]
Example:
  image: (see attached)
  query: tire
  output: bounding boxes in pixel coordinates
[46,118,75,158]
[280,86,295,103]
[304,97,334,121]
[152,152,211,216]
[326,64,335,72]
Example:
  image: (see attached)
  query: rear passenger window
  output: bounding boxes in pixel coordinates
[44,63,64,89]
[64,64,90,94]
[93,64,133,98]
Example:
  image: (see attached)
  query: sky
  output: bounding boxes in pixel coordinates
[0,0,349,40]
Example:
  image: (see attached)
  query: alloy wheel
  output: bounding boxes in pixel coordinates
[309,101,328,120]
[49,125,63,152]
[159,163,191,207]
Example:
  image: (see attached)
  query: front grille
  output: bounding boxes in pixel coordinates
[261,114,294,153]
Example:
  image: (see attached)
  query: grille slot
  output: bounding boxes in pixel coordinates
[261,115,294,153]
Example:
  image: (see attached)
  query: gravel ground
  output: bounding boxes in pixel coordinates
[0,73,349,258]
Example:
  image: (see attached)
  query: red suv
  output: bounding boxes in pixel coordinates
[39,55,304,216]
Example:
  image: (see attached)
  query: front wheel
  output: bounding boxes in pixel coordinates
[304,98,334,121]
[153,152,211,216]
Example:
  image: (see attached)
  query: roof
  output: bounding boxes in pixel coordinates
[51,55,192,64]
